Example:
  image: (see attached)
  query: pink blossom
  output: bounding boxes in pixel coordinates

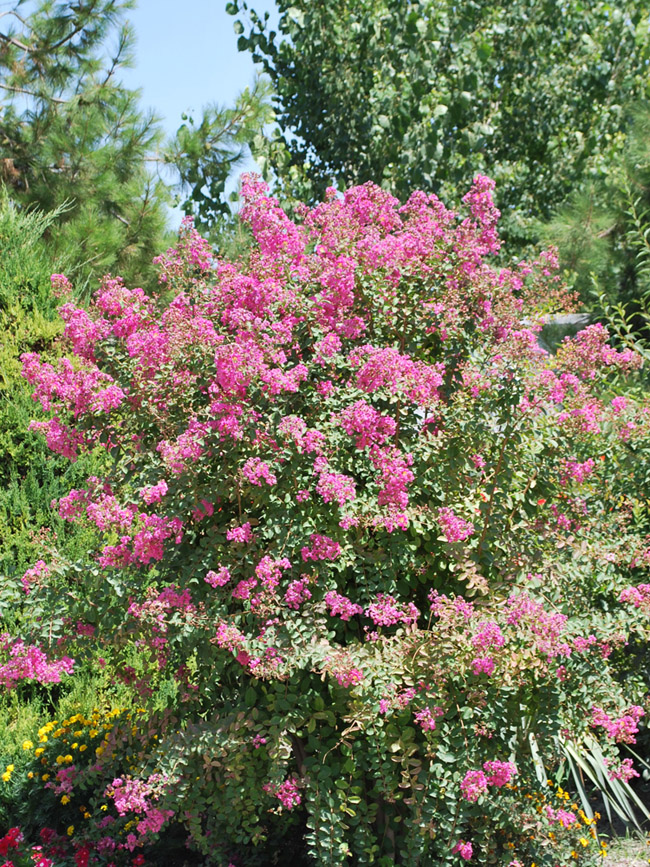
[205,567,231,588]
[483,760,516,787]
[335,667,364,687]
[139,480,169,505]
[285,578,312,609]
[324,591,362,621]
[452,840,473,860]
[226,522,254,544]
[365,593,419,627]
[0,636,74,689]
[437,507,475,543]
[414,705,444,732]
[242,456,277,486]
[316,471,356,506]
[545,805,577,828]
[21,559,49,594]
[591,706,644,744]
[605,757,639,783]
[471,656,495,676]
[301,533,341,561]
[460,769,488,802]
[264,777,302,810]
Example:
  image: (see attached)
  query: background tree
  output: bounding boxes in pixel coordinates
[0,0,273,286]
[0,0,172,287]
[230,0,650,249]
[0,196,100,592]
[541,102,650,340]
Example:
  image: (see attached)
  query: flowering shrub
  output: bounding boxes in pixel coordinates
[11,178,650,864]
[0,709,173,864]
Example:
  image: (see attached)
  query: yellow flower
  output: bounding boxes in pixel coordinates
[61,795,70,805]
[79,745,87,752]
[95,747,103,757]
[1,772,10,783]
[39,735,48,743]
[71,743,78,750]
[100,804,107,811]
[67,825,74,836]
[579,837,589,847]
[35,748,44,757]
[42,773,50,781]
[22,740,33,750]
[64,755,73,763]
[27,772,33,779]
[83,812,91,819]
[56,755,65,764]
[6,765,14,772]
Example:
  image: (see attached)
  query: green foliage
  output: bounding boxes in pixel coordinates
[0,196,100,584]
[542,103,650,335]
[0,0,173,288]
[230,0,650,248]
[8,179,650,864]
[165,77,275,244]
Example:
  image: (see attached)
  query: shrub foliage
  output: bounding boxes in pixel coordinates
[5,177,650,865]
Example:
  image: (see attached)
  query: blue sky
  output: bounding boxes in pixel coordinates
[121,0,276,138]
[120,0,278,223]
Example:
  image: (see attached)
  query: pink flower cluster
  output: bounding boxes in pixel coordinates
[545,806,577,828]
[21,559,50,594]
[365,594,419,627]
[605,757,639,783]
[301,533,342,561]
[460,760,516,801]
[226,521,254,544]
[437,507,475,543]
[620,583,650,610]
[0,636,74,689]
[315,471,356,506]
[285,577,312,609]
[452,840,473,860]
[205,567,231,588]
[242,456,277,486]
[338,400,396,449]
[591,706,644,744]
[561,458,596,485]
[324,591,363,621]
[335,667,364,687]
[414,705,444,732]
[264,777,302,809]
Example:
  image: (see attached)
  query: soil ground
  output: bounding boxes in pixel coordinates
[606,836,649,866]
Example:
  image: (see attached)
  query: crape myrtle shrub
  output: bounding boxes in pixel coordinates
[8,175,650,866]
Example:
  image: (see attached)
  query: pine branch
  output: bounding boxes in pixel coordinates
[0,82,66,104]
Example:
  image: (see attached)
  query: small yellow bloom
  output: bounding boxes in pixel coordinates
[71,743,78,749]
[100,804,107,811]
[67,825,74,836]
[83,812,91,819]
[61,795,70,805]
[79,745,87,752]
[95,747,103,757]
[1,772,10,783]
[64,755,73,763]
[27,772,34,779]
[22,740,33,750]
[39,735,48,743]
[579,837,589,847]
[42,773,50,781]
[56,755,65,764]
[6,764,14,772]
[35,748,44,757]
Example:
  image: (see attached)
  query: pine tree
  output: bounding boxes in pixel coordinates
[0,0,171,287]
